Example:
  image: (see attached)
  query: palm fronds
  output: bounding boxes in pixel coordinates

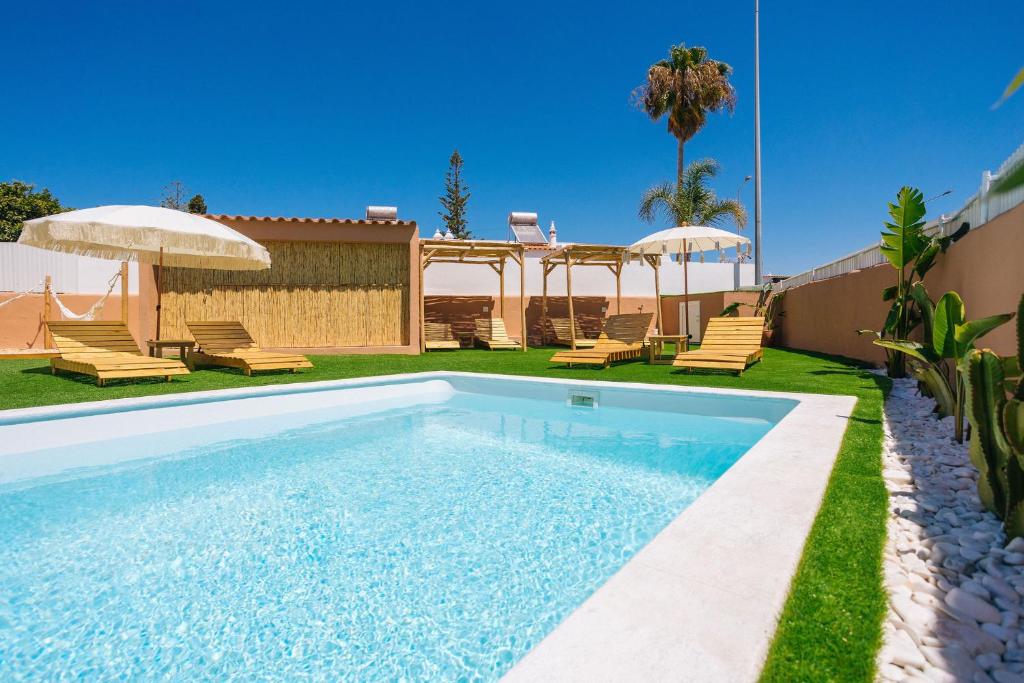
[638,158,746,229]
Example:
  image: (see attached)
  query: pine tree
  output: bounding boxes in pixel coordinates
[438,150,471,239]
[187,194,207,214]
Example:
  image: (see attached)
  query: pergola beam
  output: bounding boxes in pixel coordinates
[539,243,662,342]
[419,239,527,352]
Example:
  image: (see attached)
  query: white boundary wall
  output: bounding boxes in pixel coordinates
[426,252,753,296]
[0,243,139,294]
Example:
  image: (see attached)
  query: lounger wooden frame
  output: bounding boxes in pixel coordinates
[549,312,653,368]
[186,321,313,375]
[548,317,598,348]
[45,320,190,386]
[424,322,461,350]
[474,318,522,350]
[673,316,765,375]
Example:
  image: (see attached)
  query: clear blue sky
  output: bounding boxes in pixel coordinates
[3,1,1022,274]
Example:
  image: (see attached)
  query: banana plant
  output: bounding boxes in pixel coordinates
[868,186,968,378]
[874,287,1014,441]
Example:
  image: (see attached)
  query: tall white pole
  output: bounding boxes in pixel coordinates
[753,0,764,284]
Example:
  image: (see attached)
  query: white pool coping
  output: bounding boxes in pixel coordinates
[0,372,856,681]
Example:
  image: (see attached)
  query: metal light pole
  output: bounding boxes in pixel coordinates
[753,0,764,284]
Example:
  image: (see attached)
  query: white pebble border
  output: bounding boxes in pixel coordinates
[879,377,1024,683]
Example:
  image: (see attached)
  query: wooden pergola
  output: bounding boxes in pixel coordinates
[540,244,662,350]
[418,239,527,353]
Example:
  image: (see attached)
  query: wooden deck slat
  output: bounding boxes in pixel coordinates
[549,313,652,367]
[46,321,189,385]
[674,316,764,375]
[187,321,312,375]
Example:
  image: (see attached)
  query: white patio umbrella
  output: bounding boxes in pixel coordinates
[629,226,750,340]
[18,205,271,339]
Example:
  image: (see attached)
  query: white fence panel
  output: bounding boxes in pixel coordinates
[0,243,139,294]
[778,141,1024,291]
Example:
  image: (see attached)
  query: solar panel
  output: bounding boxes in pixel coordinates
[508,212,548,244]
[510,223,547,244]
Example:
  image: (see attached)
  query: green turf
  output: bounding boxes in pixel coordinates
[0,346,890,680]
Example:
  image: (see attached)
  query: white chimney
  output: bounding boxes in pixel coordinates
[548,220,557,246]
[366,205,398,220]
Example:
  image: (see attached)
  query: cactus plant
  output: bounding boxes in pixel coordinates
[960,294,1024,539]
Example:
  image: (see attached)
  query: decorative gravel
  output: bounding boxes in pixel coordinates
[879,377,1024,683]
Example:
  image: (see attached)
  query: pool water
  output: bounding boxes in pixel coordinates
[0,387,778,680]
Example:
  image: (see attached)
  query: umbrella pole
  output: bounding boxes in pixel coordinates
[156,246,163,341]
[682,242,690,341]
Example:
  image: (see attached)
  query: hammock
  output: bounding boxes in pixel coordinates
[49,271,121,321]
[0,280,46,310]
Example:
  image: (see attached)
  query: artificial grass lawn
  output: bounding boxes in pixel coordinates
[0,346,890,681]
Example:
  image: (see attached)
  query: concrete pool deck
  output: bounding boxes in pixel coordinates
[0,372,855,681]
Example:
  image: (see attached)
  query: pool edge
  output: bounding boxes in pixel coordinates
[502,386,856,683]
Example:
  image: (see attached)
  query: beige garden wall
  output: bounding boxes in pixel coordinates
[779,202,1024,365]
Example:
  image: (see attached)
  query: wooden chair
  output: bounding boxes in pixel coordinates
[673,316,765,375]
[549,312,653,367]
[548,317,598,348]
[424,322,461,350]
[186,321,313,375]
[474,318,522,350]
[46,320,190,386]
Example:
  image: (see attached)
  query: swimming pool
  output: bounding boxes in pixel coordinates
[0,374,847,681]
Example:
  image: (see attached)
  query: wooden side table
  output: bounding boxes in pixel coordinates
[146,339,196,364]
[648,334,690,364]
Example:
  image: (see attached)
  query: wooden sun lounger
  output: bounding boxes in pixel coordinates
[673,316,765,375]
[46,320,190,386]
[548,317,598,348]
[549,312,653,368]
[424,322,461,350]
[186,321,313,375]
[474,318,522,350]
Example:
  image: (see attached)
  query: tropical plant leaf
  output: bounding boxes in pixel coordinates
[955,313,1015,350]
[910,282,934,342]
[720,302,741,316]
[882,285,898,301]
[912,362,956,417]
[914,242,940,278]
[937,222,970,250]
[874,339,938,364]
[993,66,1024,109]
[1017,295,1024,399]
[879,187,927,269]
[933,291,966,359]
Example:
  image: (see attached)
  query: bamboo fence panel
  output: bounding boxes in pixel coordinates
[162,241,409,347]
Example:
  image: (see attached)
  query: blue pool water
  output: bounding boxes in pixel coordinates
[0,386,781,680]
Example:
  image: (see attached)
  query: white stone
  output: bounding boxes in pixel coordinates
[947,588,1002,624]
[885,626,928,669]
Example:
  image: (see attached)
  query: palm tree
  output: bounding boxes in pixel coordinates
[636,43,737,186]
[639,158,747,231]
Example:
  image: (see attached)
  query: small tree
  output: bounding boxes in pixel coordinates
[187,194,208,214]
[438,150,471,239]
[160,180,188,211]
[0,180,68,241]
